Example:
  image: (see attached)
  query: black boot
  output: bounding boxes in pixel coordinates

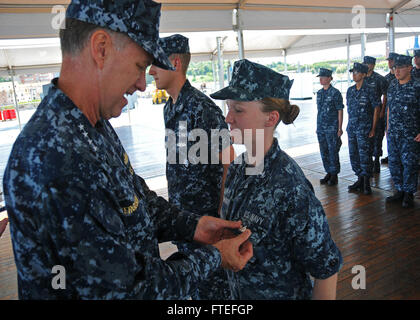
[402,192,414,208]
[386,191,404,203]
[328,174,338,186]
[373,157,380,173]
[320,173,331,185]
[381,157,388,164]
[363,176,372,195]
[348,176,363,192]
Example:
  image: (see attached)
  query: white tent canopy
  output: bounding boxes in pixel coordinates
[0,0,419,74]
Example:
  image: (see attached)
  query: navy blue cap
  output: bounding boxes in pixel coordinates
[350,62,369,74]
[394,54,413,67]
[158,34,190,57]
[414,49,420,57]
[386,52,399,61]
[66,0,174,71]
[363,56,376,65]
[210,59,293,101]
[317,68,333,77]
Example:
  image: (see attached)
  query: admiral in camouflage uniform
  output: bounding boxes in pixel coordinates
[386,54,420,208]
[315,68,344,186]
[363,56,388,172]
[210,60,343,299]
[346,63,382,194]
[2,0,252,299]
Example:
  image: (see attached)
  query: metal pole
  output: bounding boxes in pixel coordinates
[211,57,217,91]
[347,34,351,87]
[361,33,366,60]
[284,49,287,72]
[387,13,395,54]
[237,29,245,60]
[9,69,22,131]
[233,8,245,60]
[216,37,226,115]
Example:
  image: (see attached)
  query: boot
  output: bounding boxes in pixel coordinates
[320,173,331,185]
[363,176,372,195]
[328,174,338,186]
[373,157,380,173]
[402,192,414,208]
[348,176,363,192]
[386,191,404,203]
[381,157,388,164]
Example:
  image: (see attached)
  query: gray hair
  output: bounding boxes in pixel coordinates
[59,18,131,56]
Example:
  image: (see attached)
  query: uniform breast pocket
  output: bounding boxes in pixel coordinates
[241,208,272,245]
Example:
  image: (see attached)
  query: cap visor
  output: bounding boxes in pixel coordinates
[210,86,255,101]
[135,37,175,71]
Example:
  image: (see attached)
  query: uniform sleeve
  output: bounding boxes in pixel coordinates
[369,87,382,109]
[134,174,202,243]
[43,177,221,299]
[288,188,343,280]
[334,89,344,110]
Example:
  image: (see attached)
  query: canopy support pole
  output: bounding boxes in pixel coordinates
[216,37,226,115]
[361,33,366,60]
[347,34,351,87]
[8,69,22,132]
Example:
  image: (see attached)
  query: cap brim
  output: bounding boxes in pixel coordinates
[210,86,258,101]
[130,34,175,71]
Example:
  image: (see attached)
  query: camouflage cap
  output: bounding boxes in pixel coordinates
[317,68,333,77]
[210,59,293,101]
[350,62,369,74]
[394,54,413,67]
[158,34,190,58]
[66,0,174,70]
[386,52,399,61]
[363,56,376,65]
[414,49,420,57]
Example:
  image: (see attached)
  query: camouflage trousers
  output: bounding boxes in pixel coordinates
[373,116,386,158]
[387,134,420,194]
[317,131,342,175]
[348,131,374,178]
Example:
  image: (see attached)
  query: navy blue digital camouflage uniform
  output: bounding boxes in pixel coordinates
[363,57,388,160]
[346,63,382,178]
[210,60,342,299]
[316,68,344,175]
[3,80,222,299]
[2,0,223,300]
[217,139,343,299]
[158,35,230,300]
[387,55,420,194]
[159,35,228,218]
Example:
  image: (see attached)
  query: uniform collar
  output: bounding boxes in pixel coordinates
[241,137,280,178]
[50,78,105,132]
[169,79,192,114]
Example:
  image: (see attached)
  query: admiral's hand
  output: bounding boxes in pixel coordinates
[213,229,253,272]
[193,216,242,245]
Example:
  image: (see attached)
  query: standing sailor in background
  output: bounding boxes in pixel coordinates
[412,49,420,82]
[316,68,344,186]
[381,52,399,164]
[386,54,420,208]
[346,63,382,195]
[363,56,388,173]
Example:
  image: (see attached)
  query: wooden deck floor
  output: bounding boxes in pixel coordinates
[1,98,419,300]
